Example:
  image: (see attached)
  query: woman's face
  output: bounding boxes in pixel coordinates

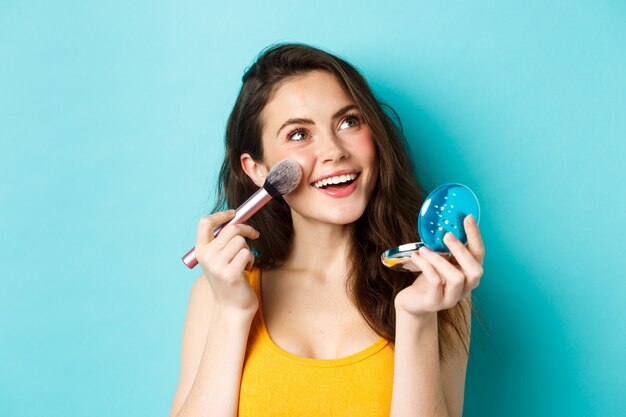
[252,70,378,226]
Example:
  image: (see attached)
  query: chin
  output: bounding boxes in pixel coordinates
[311,206,368,226]
[286,194,373,226]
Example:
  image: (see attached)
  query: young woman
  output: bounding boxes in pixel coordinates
[169,43,485,417]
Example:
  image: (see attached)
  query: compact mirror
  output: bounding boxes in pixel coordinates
[381,183,480,272]
[380,242,427,272]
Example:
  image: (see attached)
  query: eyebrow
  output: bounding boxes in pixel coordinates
[275,104,359,138]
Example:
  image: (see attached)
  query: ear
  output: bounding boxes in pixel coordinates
[240,153,269,187]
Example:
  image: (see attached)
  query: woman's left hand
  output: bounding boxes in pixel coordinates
[394,214,485,317]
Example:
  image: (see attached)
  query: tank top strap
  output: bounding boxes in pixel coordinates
[244,267,262,299]
[244,267,264,342]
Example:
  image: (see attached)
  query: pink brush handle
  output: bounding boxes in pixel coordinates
[182,188,273,269]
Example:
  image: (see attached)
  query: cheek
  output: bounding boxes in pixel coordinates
[281,149,314,171]
[271,150,316,193]
[352,133,378,169]
[261,147,312,179]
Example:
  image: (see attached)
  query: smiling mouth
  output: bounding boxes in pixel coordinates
[312,173,359,190]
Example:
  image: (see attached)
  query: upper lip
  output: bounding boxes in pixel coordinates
[310,169,360,184]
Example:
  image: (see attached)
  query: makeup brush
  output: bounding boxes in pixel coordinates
[182,159,302,269]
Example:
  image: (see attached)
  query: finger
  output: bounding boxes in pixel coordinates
[210,223,260,252]
[220,235,251,265]
[418,246,462,284]
[461,276,481,301]
[196,223,260,271]
[410,252,444,304]
[196,210,236,247]
[418,246,465,308]
[464,214,485,263]
[443,232,484,285]
[230,247,254,273]
[459,286,471,301]
[245,252,255,271]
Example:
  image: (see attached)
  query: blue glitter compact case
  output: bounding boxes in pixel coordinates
[381,183,480,272]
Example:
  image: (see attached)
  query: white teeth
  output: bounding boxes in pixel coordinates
[313,173,358,188]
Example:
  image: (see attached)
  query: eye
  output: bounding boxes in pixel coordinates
[287,128,308,141]
[339,114,361,129]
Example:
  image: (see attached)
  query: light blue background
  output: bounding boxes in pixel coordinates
[1,1,624,416]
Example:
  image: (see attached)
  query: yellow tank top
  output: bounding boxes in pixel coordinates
[238,267,395,416]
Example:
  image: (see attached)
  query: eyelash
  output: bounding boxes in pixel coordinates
[286,113,362,142]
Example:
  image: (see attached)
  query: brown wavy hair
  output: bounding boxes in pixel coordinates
[213,43,472,361]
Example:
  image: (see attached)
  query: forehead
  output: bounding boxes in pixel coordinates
[260,70,354,127]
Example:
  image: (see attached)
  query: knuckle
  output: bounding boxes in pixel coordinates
[451,271,465,283]
[223,223,240,235]
[450,280,465,293]
[470,266,484,281]
[232,235,247,247]
[199,215,218,229]
[445,274,463,289]
[470,276,481,288]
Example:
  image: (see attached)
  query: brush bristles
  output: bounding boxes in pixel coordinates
[264,159,302,197]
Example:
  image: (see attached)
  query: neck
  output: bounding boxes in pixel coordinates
[281,211,354,281]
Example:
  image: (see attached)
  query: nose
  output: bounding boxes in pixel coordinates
[317,131,349,163]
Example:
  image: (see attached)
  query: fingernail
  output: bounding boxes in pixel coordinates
[418,246,431,255]
[444,232,457,243]
[466,214,475,225]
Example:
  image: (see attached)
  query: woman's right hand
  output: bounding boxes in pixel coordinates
[195,210,260,315]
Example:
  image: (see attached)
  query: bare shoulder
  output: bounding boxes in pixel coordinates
[185,274,215,329]
[190,273,214,302]
[168,274,214,417]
